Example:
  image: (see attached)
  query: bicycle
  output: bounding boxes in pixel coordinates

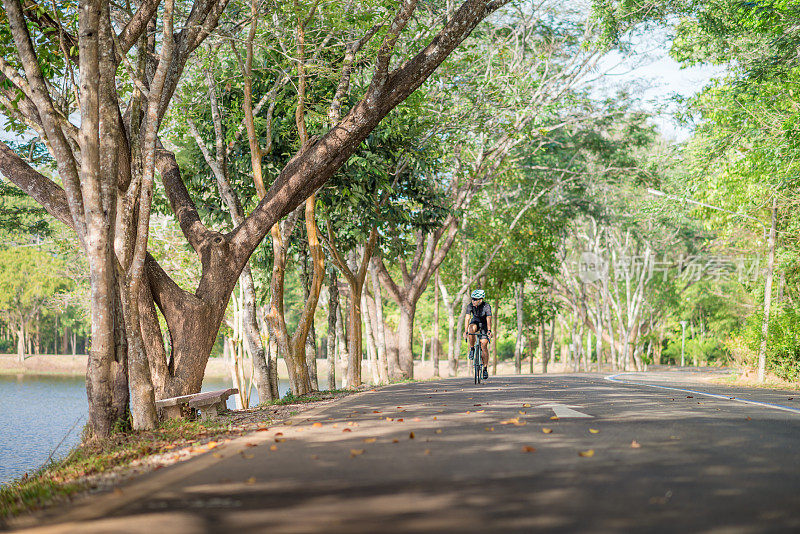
[467,332,490,384]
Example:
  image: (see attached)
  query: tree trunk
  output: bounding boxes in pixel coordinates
[326,270,339,391]
[758,197,777,383]
[514,282,523,374]
[362,290,379,383]
[16,323,25,363]
[397,304,416,379]
[491,293,499,375]
[385,323,402,380]
[369,258,389,382]
[336,301,349,386]
[433,269,440,378]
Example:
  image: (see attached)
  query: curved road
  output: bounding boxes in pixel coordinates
[10,370,800,533]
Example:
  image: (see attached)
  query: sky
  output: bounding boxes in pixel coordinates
[597,31,728,142]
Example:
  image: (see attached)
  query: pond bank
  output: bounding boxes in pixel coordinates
[1,387,362,525]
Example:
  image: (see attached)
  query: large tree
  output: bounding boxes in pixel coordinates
[0,0,509,437]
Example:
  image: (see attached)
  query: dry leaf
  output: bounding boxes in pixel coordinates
[423,449,431,455]
[589,429,600,434]
[362,437,377,443]
[433,416,437,420]
[409,432,415,439]
[332,423,339,428]
[212,452,223,459]
[500,418,519,425]
[245,442,257,447]
[630,440,641,449]
[373,410,381,413]
[269,445,278,451]
[392,439,399,443]
[485,427,495,432]
[386,417,393,421]
[342,428,352,433]
[311,454,319,460]
[312,422,323,428]
[350,449,365,457]
[521,446,536,453]
[397,418,404,422]
[476,410,485,413]
[257,427,269,432]
[246,477,256,485]
[274,438,286,443]
[522,403,531,408]
[435,429,443,434]
[241,453,255,459]
[542,428,553,434]
[578,449,595,458]
[550,416,559,421]
[413,417,422,422]
[518,411,527,415]
[274,432,283,436]
[746,416,752,421]
[473,403,482,406]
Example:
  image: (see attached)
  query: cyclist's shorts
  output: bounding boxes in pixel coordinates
[469,317,489,335]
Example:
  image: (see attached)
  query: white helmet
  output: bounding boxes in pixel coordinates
[471,289,485,299]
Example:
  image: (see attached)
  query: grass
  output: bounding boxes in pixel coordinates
[0,418,225,522]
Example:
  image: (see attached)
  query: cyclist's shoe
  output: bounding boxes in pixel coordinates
[483,367,489,380]
[468,348,474,359]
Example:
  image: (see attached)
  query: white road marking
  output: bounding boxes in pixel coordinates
[538,403,593,418]
[605,373,800,415]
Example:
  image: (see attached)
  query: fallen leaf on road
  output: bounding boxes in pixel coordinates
[397,418,404,422]
[630,440,641,448]
[362,437,377,443]
[423,449,431,455]
[413,417,422,422]
[269,445,278,451]
[313,422,322,428]
[521,446,536,453]
[409,432,415,439]
[686,396,693,399]
[522,403,531,408]
[476,410,485,413]
[332,424,339,428]
[435,429,443,434]
[348,421,357,426]
[246,477,256,485]
[386,417,394,421]
[257,427,269,432]
[241,453,255,459]
[342,428,352,433]
[589,429,600,434]
[578,450,595,458]
[212,453,223,459]
[284,421,293,426]
[518,411,527,415]
[296,428,305,432]
[433,417,437,420]
[746,416,752,421]
[392,439,399,443]
[245,442,257,447]
[274,432,283,436]
[473,404,482,406]
[500,418,520,425]
[373,410,381,413]
[550,416,559,421]
[350,449,365,457]
[274,438,286,443]
[311,455,319,460]
[542,428,553,434]
[789,397,794,400]
[485,427,495,432]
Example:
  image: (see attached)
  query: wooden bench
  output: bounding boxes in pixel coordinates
[155,388,239,420]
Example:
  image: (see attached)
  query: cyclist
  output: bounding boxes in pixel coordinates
[464,289,492,380]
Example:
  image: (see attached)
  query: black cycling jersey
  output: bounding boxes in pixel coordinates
[466,301,492,333]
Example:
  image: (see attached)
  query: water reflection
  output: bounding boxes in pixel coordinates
[0,375,294,485]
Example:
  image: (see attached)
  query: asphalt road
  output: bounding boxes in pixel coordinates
[11,369,800,533]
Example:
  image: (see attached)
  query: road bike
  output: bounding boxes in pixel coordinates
[467,332,490,384]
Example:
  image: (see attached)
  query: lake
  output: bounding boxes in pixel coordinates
[0,374,292,485]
